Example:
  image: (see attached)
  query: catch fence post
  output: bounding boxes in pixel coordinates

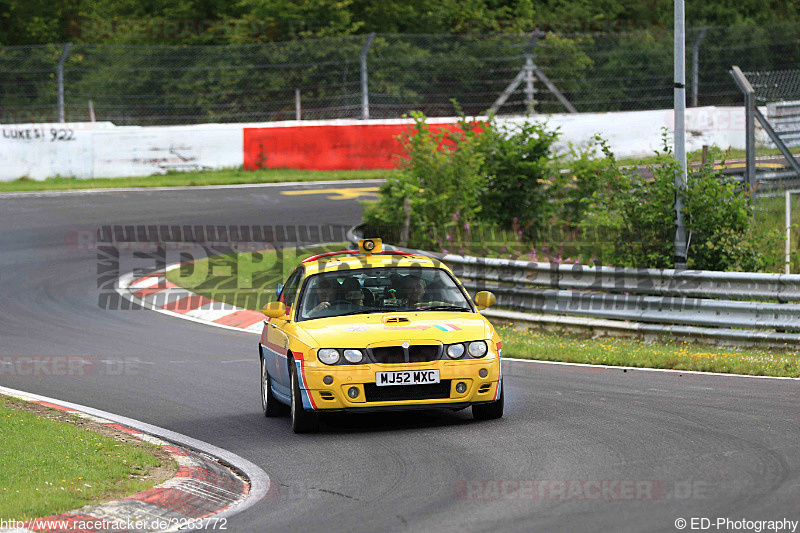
[57,43,73,123]
[360,33,376,120]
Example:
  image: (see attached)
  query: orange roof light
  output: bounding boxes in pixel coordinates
[359,238,382,254]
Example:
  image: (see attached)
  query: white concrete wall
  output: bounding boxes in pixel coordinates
[91,124,243,178]
[0,122,244,181]
[0,122,113,180]
[0,106,757,181]
[500,106,763,158]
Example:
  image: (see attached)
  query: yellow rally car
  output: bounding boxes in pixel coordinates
[259,239,503,433]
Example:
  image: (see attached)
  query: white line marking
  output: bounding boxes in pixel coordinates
[221,359,255,364]
[128,276,166,290]
[504,357,800,381]
[184,304,241,322]
[0,179,386,198]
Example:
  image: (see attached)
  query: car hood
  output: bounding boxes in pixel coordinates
[298,312,492,348]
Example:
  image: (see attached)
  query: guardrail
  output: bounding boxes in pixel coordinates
[347,231,800,344]
[441,255,800,331]
[768,100,800,147]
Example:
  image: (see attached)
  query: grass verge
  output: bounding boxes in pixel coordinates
[0,168,394,193]
[615,144,800,167]
[0,394,175,521]
[165,246,799,378]
[498,325,800,378]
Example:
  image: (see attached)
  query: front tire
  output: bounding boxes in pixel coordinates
[290,361,319,433]
[472,379,504,420]
[261,356,285,417]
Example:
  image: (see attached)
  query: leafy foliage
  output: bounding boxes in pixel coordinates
[478,119,560,233]
[586,132,766,270]
[361,112,488,250]
[4,0,800,45]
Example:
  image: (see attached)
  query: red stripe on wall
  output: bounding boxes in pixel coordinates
[243,123,469,171]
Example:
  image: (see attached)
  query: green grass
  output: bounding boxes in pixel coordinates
[165,243,348,310]
[497,325,800,377]
[0,167,395,193]
[615,144,800,167]
[0,395,170,521]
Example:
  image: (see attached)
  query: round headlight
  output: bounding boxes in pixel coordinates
[446,344,465,359]
[343,349,363,363]
[468,341,488,358]
[363,240,375,251]
[318,349,340,365]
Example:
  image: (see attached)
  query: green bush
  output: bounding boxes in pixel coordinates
[478,119,560,234]
[364,114,780,273]
[362,110,567,249]
[585,137,675,268]
[587,133,764,271]
[361,111,488,250]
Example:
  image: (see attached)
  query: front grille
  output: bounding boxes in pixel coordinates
[369,344,441,364]
[364,380,452,402]
[409,345,439,362]
[371,346,405,364]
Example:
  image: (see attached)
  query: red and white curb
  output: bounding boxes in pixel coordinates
[117,265,264,336]
[0,385,272,533]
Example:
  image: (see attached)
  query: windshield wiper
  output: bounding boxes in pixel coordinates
[338,309,379,316]
[416,305,471,312]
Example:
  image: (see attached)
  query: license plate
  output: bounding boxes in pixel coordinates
[375,370,440,386]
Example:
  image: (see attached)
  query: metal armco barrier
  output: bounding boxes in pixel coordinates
[440,255,800,331]
[345,229,800,342]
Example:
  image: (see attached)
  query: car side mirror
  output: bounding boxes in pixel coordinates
[262,301,287,319]
[474,291,496,311]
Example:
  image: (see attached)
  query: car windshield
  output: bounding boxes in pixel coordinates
[298,267,473,320]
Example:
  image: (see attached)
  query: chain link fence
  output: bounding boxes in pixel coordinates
[2,24,800,125]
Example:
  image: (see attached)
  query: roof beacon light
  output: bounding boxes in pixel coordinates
[359,238,382,254]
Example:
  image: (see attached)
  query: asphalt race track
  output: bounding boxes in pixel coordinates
[1,183,798,533]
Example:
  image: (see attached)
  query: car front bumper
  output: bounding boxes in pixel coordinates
[300,358,501,411]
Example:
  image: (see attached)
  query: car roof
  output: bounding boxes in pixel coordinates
[301,250,446,276]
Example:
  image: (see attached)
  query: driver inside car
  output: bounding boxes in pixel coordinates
[401,275,427,307]
[310,278,338,314]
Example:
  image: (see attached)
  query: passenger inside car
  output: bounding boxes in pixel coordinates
[340,277,365,307]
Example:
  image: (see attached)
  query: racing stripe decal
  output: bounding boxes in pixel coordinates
[493,343,503,401]
[294,358,316,410]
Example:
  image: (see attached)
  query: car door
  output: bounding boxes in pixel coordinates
[265,267,303,396]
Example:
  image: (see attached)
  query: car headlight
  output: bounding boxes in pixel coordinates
[446,343,465,359]
[468,341,488,358]
[318,349,340,365]
[343,349,363,363]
